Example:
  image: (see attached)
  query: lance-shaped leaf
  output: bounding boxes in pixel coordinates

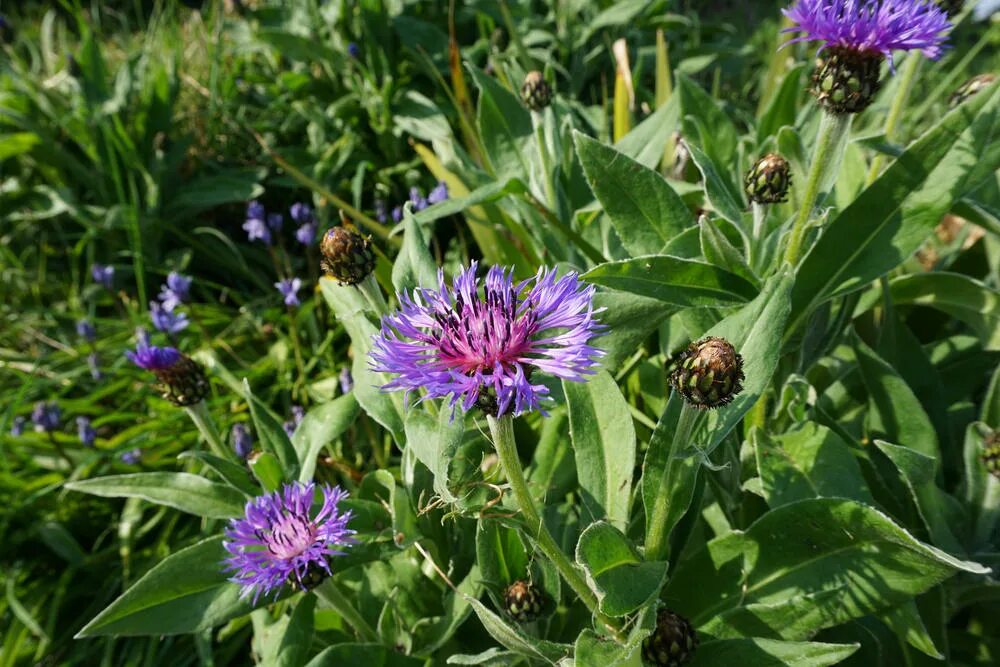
[576,521,668,617]
[66,473,246,519]
[584,255,758,307]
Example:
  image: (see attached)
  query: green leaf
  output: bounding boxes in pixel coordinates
[476,520,529,589]
[757,65,806,144]
[788,81,1000,330]
[574,131,694,256]
[304,643,424,667]
[178,451,259,496]
[962,423,1000,547]
[321,278,405,442]
[576,521,667,617]
[392,207,439,294]
[880,600,943,660]
[249,452,284,493]
[413,178,527,226]
[688,638,858,667]
[165,169,264,217]
[244,379,300,480]
[465,597,569,663]
[673,499,988,640]
[700,217,758,288]
[415,565,482,657]
[592,290,675,372]
[753,423,875,508]
[574,606,656,667]
[677,74,738,166]
[468,66,532,181]
[274,595,316,667]
[615,92,681,169]
[65,473,245,519]
[404,408,465,504]
[685,140,745,226]
[293,393,360,483]
[77,536,257,636]
[584,255,758,307]
[564,370,636,530]
[874,440,964,554]
[853,335,940,464]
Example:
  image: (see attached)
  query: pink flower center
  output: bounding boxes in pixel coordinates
[264,513,318,560]
[433,287,535,374]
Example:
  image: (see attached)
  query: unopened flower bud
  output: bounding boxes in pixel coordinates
[811,48,882,115]
[521,71,552,112]
[642,608,698,667]
[744,153,791,205]
[982,430,1000,480]
[950,73,996,108]
[320,226,375,286]
[154,355,210,406]
[503,580,546,623]
[670,337,744,409]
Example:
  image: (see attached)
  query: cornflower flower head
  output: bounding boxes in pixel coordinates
[76,319,96,342]
[275,278,302,307]
[159,272,192,310]
[77,416,96,447]
[371,262,606,417]
[32,402,61,432]
[91,264,115,290]
[151,301,189,334]
[231,423,253,460]
[783,0,951,113]
[126,342,209,406]
[223,482,355,602]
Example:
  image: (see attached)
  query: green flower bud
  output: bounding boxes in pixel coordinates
[949,73,996,109]
[503,580,545,623]
[981,430,1000,480]
[154,355,210,406]
[670,337,745,409]
[521,71,552,112]
[642,608,698,667]
[744,153,792,205]
[811,48,882,115]
[320,225,375,286]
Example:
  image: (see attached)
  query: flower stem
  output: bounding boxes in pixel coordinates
[487,415,622,639]
[866,53,921,186]
[185,401,230,461]
[782,112,852,266]
[644,404,700,562]
[314,579,378,642]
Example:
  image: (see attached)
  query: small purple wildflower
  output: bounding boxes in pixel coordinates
[136,327,151,348]
[374,199,388,224]
[283,405,305,438]
[371,262,607,416]
[159,272,192,310]
[347,42,361,58]
[267,213,284,233]
[126,341,181,370]
[275,278,302,307]
[87,353,102,380]
[247,200,266,221]
[232,423,253,460]
[151,301,189,334]
[32,402,61,432]
[243,217,272,245]
[295,222,317,246]
[409,187,428,211]
[120,448,141,464]
[10,416,26,436]
[427,181,449,205]
[223,482,355,602]
[76,319,96,342]
[91,264,114,289]
[391,206,403,223]
[783,0,951,62]
[339,367,354,394]
[77,416,96,447]
[290,203,315,224]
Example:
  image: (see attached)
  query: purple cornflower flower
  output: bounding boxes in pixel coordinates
[275,278,302,307]
[76,319,96,342]
[10,416,26,436]
[223,482,355,602]
[77,416,96,447]
[126,341,181,370]
[267,213,284,233]
[150,301,189,334]
[91,264,114,289]
[339,367,354,394]
[32,402,61,432]
[374,199,388,224]
[87,353,102,380]
[347,42,360,58]
[391,206,403,223]
[120,448,141,464]
[159,272,192,310]
[408,187,428,211]
[427,181,449,205]
[783,0,951,62]
[243,217,272,245]
[371,262,606,416]
[231,423,253,460]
